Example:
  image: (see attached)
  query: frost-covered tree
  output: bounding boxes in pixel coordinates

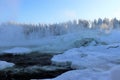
[111,18,119,28]
[97,18,103,25]
[91,19,97,28]
[103,18,109,25]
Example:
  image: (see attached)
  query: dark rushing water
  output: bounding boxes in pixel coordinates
[0,52,72,80]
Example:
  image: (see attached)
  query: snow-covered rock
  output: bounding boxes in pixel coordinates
[74,38,107,48]
[48,65,120,80]
[2,47,31,54]
[0,61,15,70]
[52,43,120,70]
[51,69,109,80]
[50,42,120,80]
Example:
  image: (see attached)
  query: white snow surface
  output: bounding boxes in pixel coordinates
[0,61,15,70]
[51,43,120,80]
[52,43,120,70]
[47,65,120,80]
[52,69,110,80]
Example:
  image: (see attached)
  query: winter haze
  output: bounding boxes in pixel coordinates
[0,0,120,80]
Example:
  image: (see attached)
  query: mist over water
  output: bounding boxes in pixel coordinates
[0,18,119,41]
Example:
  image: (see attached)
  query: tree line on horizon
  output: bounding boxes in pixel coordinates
[0,18,120,39]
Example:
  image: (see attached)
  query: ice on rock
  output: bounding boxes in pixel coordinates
[2,47,31,54]
[0,61,15,70]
